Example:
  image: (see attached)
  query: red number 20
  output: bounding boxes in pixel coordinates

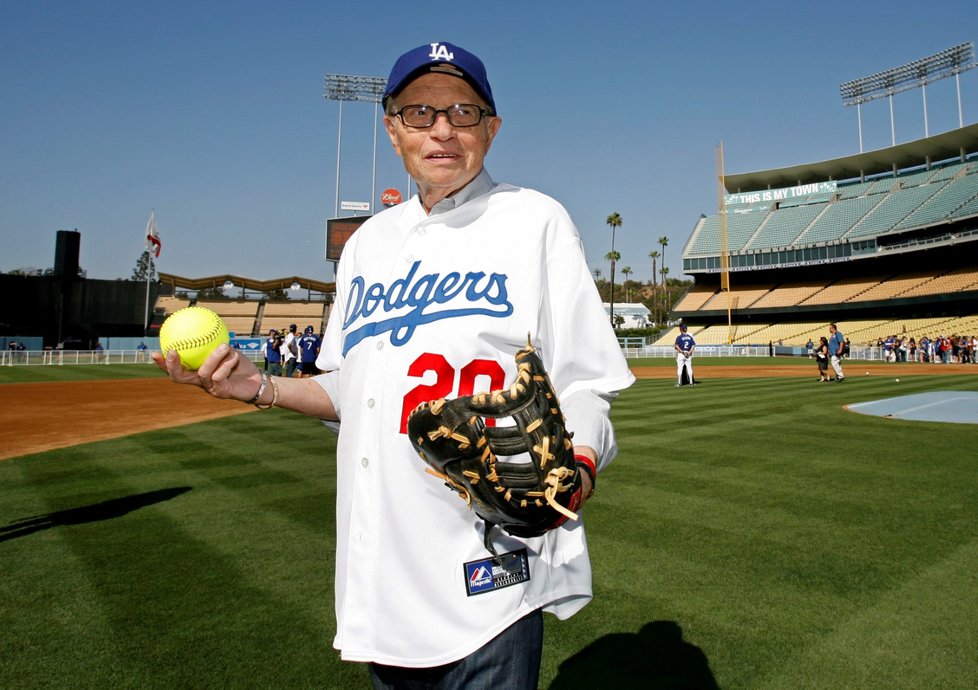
[399,353,506,434]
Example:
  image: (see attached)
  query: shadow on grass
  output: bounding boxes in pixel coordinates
[0,487,192,543]
[549,620,718,689]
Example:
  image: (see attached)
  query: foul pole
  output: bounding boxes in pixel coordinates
[716,142,733,344]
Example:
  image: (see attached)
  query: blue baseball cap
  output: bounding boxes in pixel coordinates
[383,42,496,114]
[679,324,688,331]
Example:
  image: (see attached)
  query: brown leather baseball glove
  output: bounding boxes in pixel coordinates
[406,338,586,557]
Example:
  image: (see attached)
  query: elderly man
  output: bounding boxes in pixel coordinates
[156,41,633,688]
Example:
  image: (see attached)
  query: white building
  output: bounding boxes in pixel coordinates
[603,302,652,328]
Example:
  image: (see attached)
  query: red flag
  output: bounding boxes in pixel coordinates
[145,211,161,258]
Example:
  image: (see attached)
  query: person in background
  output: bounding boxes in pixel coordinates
[674,323,695,387]
[828,323,845,382]
[297,325,320,378]
[283,324,299,378]
[815,336,830,382]
[264,329,283,376]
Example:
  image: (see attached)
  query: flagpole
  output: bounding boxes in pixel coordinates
[144,258,151,336]
[143,210,158,337]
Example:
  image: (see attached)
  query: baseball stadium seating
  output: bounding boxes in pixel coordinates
[156,296,189,314]
[194,300,261,337]
[152,299,329,338]
[672,285,718,312]
[684,156,977,260]
[668,123,978,347]
[259,301,328,334]
[748,281,824,308]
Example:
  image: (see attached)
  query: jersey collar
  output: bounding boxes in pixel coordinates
[428,168,495,216]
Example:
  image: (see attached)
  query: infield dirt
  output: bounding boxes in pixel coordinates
[3,362,974,460]
[1,378,253,461]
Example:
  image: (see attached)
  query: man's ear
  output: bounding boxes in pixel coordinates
[384,116,403,157]
[484,116,502,154]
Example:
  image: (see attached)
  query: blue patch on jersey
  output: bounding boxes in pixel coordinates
[463,548,530,596]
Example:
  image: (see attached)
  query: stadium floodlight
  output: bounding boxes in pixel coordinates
[840,43,976,151]
[323,74,388,219]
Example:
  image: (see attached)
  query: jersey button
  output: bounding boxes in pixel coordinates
[376,341,384,350]
[361,457,369,468]
[367,398,375,409]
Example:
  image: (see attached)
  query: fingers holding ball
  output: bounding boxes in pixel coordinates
[158,307,230,371]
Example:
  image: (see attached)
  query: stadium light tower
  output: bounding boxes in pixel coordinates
[840,42,976,152]
[323,74,388,217]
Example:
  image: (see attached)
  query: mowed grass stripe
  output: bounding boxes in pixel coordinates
[751,535,978,689]
[129,412,337,538]
[4,369,978,688]
[1,414,368,689]
[548,374,978,688]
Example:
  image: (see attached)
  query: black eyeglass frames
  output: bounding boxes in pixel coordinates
[394,103,491,128]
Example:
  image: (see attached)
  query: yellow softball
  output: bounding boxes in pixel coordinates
[159,306,230,371]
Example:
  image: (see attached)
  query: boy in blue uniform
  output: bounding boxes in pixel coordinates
[297,325,321,378]
[674,324,696,386]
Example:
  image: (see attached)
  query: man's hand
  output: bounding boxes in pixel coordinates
[153,344,261,403]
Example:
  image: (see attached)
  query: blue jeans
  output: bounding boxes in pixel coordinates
[368,608,543,690]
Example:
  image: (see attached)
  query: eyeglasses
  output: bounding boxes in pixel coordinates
[394,103,491,128]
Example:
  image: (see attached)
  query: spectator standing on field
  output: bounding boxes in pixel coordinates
[264,329,283,376]
[828,323,845,382]
[816,336,830,382]
[283,324,299,378]
[883,335,895,362]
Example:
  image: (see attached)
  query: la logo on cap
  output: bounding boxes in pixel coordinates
[429,43,454,61]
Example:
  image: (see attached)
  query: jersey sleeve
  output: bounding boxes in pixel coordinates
[536,200,634,467]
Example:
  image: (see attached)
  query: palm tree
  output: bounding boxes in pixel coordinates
[621,266,632,302]
[660,266,670,321]
[605,250,621,325]
[607,213,623,328]
[657,236,669,323]
[648,250,659,322]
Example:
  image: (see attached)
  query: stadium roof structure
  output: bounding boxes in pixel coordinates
[158,273,335,296]
[725,122,978,192]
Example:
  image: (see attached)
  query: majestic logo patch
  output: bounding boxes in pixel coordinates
[463,549,530,596]
[341,261,513,355]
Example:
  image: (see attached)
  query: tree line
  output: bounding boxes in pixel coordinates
[600,213,689,327]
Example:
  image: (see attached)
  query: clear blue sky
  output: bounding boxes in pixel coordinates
[3,1,977,286]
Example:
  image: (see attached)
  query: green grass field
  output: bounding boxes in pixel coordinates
[2,364,977,688]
